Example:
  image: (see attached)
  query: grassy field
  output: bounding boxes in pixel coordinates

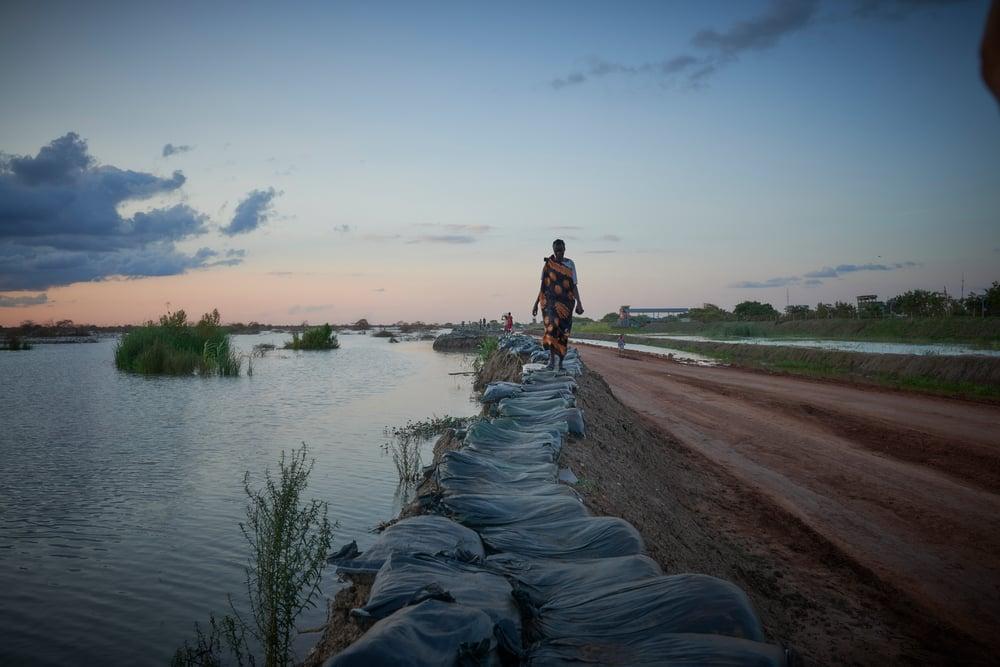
[572,317,1000,348]
[576,332,1000,400]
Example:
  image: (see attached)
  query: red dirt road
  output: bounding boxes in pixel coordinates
[577,342,1000,650]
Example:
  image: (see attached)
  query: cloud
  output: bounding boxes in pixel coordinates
[730,276,800,288]
[597,234,622,242]
[407,234,476,244]
[361,233,401,242]
[333,224,351,233]
[162,143,193,158]
[550,0,966,89]
[0,133,239,291]
[0,293,47,307]
[551,55,698,89]
[851,0,974,21]
[267,271,295,276]
[733,259,917,288]
[550,225,583,230]
[220,187,279,236]
[692,0,818,55]
[585,250,617,254]
[373,287,386,292]
[414,223,493,234]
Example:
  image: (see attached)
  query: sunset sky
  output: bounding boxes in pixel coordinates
[1,0,998,326]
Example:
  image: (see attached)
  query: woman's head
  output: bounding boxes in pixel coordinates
[552,239,566,259]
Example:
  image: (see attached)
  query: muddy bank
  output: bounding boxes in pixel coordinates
[577,332,1000,396]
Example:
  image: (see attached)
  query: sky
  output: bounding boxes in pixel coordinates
[1,0,998,326]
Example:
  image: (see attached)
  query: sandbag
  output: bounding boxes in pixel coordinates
[478,516,644,560]
[465,442,559,465]
[486,554,663,607]
[354,552,523,656]
[439,449,558,483]
[498,396,574,415]
[328,515,484,574]
[324,599,500,666]
[526,634,789,666]
[494,408,586,436]
[481,381,523,402]
[534,574,766,643]
[442,493,588,529]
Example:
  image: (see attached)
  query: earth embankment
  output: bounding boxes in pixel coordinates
[570,344,999,665]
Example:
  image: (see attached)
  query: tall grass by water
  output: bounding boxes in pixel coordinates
[114,309,244,376]
[284,324,339,350]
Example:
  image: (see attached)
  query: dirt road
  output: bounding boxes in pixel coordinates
[577,342,1000,655]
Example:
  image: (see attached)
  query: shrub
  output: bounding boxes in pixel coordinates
[172,445,334,667]
[114,309,242,376]
[284,324,339,350]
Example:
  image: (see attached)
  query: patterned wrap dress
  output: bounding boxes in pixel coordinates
[538,255,577,357]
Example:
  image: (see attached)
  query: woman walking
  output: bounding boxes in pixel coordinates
[532,239,584,370]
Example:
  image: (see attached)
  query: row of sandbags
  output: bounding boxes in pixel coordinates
[326,352,792,666]
[498,333,585,376]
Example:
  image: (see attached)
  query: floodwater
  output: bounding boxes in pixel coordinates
[572,337,718,365]
[0,332,475,666]
[635,334,1000,357]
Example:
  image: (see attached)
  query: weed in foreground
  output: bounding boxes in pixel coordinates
[172,444,334,667]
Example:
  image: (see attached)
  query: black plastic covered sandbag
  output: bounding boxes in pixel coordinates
[494,408,586,436]
[526,634,789,666]
[481,381,523,403]
[478,516,644,560]
[465,441,559,465]
[353,552,522,656]
[498,396,574,415]
[328,515,484,574]
[488,417,569,435]
[486,554,663,607]
[465,421,564,447]
[442,493,588,529]
[324,599,500,667]
[440,475,579,497]
[534,574,766,643]
[439,449,558,483]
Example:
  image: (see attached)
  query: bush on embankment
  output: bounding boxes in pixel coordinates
[114,309,243,376]
[579,333,1000,399]
[285,323,339,350]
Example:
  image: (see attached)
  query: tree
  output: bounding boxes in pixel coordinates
[733,301,779,320]
[888,290,949,318]
[831,301,856,319]
[600,312,619,323]
[354,318,371,331]
[689,303,731,322]
[784,304,812,320]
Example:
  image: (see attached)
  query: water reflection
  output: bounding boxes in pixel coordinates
[0,332,475,666]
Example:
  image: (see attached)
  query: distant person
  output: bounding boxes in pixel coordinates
[617,333,625,357]
[504,312,513,334]
[532,238,584,370]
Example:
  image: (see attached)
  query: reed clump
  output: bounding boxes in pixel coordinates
[284,324,339,350]
[114,309,243,376]
[382,416,476,484]
[1,335,32,350]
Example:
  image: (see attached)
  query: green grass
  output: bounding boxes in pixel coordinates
[114,312,242,376]
[284,323,340,350]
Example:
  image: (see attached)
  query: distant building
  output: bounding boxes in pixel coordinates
[856,294,886,318]
[618,305,690,327]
